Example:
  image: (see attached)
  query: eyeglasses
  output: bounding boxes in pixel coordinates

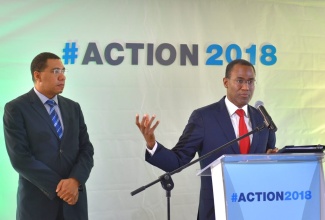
[38,68,67,75]
[51,68,67,75]
[232,79,256,87]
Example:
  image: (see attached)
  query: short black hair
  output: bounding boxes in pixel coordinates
[30,52,60,82]
[225,59,255,78]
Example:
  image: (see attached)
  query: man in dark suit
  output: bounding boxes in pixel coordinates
[3,52,94,220]
[135,59,277,220]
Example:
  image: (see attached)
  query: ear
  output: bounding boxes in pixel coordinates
[223,77,228,88]
[34,71,41,82]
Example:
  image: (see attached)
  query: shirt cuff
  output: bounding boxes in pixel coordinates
[146,142,158,156]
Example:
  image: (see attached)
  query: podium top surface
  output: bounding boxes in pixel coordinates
[197,153,325,176]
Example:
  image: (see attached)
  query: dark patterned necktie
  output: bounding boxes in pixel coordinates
[45,99,63,139]
[235,109,250,154]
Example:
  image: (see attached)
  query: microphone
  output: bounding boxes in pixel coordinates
[255,101,277,132]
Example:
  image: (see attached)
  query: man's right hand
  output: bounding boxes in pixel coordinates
[135,114,160,149]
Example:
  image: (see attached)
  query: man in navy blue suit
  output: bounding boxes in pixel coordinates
[135,59,277,220]
[4,52,94,220]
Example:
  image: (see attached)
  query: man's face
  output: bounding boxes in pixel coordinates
[34,59,66,99]
[223,64,256,108]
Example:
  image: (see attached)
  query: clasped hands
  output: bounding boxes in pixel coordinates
[56,178,79,205]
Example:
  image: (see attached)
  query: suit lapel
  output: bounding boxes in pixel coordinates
[57,96,69,142]
[248,106,261,153]
[214,98,241,154]
[28,89,60,140]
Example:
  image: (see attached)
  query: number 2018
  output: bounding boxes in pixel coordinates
[205,44,277,66]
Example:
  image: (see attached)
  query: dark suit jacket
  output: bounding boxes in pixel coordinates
[146,96,276,220]
[3,89,94,220]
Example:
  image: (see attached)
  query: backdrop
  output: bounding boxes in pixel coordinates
[1,0,325,219]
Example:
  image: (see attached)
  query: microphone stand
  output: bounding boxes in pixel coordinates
[131,123,267,220]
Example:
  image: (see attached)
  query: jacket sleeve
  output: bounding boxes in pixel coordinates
[68,103,94,185]
[146,110,204,172]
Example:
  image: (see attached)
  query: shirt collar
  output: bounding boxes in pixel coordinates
[34,87,58,105]
[225,96,249,117]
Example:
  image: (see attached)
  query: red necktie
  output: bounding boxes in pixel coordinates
[235,109,250,154]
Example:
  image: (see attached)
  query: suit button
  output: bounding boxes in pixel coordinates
[60,149,63,153]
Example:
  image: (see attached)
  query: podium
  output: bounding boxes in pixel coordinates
[197,153,325,220]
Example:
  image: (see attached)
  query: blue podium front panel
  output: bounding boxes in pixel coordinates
[209,154,325,220]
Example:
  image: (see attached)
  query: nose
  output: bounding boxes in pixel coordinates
[58,73,66,80]
[241,82,250,90]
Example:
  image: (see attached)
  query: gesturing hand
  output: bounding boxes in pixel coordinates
[135,114,160,149]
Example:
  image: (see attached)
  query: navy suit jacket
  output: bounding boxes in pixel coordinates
[146,97,276,220]
[3,89,94,220]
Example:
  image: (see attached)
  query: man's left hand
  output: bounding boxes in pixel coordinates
[266,148,278,154]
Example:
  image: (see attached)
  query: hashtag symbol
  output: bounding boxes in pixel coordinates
[231,193,238,202]
[62,42,78,64]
